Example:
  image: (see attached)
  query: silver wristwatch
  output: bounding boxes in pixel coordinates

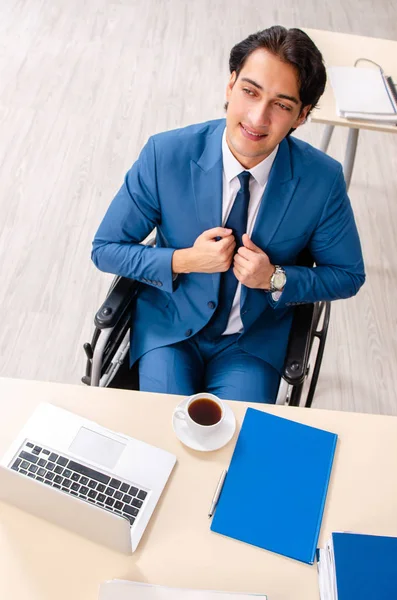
[269,265,286,292]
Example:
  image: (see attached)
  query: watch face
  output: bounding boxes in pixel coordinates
[273,271,286,290]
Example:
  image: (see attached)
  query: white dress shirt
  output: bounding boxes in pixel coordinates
[221,129,279,335]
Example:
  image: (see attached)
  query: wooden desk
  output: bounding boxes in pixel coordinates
[1,378,397,600]
[303,29,397,189]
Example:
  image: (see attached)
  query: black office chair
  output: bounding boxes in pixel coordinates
[83,248,330,408]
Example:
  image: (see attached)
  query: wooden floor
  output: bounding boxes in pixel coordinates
[1,0,396,414]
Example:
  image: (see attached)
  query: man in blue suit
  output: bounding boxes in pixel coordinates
[92,26,365,403]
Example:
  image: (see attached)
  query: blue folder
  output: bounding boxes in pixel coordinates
[210,408,337,564]
[332,532,397,599]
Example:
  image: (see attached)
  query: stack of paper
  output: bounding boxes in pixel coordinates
[98,581,267,600]
[328,66,397,124]
[317,532,397,599]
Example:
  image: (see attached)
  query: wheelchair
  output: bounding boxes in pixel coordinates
[83,244,330,408]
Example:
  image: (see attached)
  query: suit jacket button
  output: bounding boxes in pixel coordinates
[207,301,216,309]
[157,281,163,287]
[185,329,192,337]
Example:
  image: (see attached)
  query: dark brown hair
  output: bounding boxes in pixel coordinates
[227,26,326,117]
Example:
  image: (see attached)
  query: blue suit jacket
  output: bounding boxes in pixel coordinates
[92,119,365,373]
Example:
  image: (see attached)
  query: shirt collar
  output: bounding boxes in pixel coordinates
[222,128,279,187]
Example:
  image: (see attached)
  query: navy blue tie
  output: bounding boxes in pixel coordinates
[204,171,251,339]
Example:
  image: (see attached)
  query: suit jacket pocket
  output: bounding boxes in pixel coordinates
[139,285,171,310]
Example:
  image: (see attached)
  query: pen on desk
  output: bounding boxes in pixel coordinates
[208,469,227,518]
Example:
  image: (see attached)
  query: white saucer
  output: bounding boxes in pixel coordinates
[172,398,236,452]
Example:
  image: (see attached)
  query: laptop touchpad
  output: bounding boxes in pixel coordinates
[69,427,126,469]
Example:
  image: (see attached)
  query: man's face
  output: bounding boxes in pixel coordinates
[225,48,311,168]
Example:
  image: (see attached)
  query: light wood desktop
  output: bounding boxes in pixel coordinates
[1,377,397,600]
[303,29,397,189]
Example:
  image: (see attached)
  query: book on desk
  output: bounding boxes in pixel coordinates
[327,65,397,125]
[317,532,397,599]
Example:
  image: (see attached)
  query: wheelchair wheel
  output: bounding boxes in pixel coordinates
[304,301,330,408]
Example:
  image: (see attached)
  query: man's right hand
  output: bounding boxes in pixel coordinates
[172,227,236,274]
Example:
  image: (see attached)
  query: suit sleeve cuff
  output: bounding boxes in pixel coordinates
[136,247,176,293]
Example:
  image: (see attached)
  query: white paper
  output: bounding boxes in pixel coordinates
[317,538,337,600]
[328,66,396,116]
[98,580,267,600]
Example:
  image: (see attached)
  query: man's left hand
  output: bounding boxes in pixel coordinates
[233,234,275,289]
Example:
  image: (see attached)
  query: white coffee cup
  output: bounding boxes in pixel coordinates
[174,393,225,437]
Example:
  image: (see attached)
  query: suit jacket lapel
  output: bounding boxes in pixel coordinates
[251,137,300,249]
[190,120,225,296]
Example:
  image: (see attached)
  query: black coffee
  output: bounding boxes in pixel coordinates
[188,398,222,426]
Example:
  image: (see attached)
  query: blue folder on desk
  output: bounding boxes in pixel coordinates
[210,408,337,564]
[331,532,397,599]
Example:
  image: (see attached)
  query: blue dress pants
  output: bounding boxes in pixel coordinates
[138,331,280,404]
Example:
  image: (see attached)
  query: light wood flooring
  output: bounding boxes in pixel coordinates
[1,0,396,414]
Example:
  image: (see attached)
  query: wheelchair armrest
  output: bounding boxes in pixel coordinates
[94,232,156,330]
[282,303,315,386]
[94,277,141,329]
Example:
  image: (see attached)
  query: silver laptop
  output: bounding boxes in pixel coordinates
[0,403,176,554]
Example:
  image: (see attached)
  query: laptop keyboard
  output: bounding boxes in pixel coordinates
[10,441,148,526]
